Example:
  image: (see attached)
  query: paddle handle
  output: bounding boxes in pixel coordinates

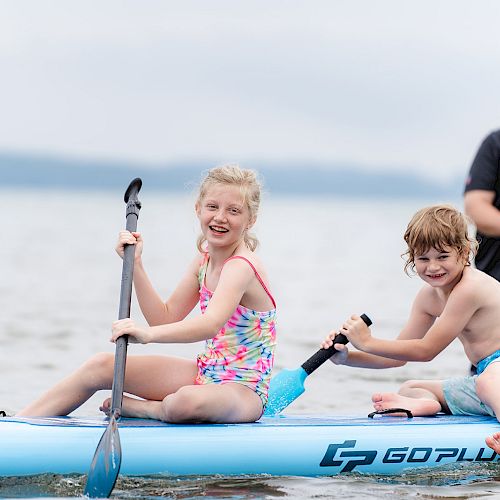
[301,313,372,375]
[110,178,142,418]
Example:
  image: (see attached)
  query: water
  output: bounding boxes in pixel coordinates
[2,187,500,498]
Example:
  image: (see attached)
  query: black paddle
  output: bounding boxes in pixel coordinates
[264,313,372,415]
[84,178,142,498]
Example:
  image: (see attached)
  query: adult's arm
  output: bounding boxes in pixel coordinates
[464,190,500,237]
[464,131,500,236]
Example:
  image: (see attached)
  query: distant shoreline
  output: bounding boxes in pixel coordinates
[0,152,464,198]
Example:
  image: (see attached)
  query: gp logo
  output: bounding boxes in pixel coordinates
[320,439,499,473]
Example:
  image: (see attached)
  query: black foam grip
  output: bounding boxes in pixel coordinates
[301,313,372,375]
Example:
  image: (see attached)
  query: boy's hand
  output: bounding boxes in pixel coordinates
[340,314,372,351]
[111,318,152,344]
[321,331,349,365]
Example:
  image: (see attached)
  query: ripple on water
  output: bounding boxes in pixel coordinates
[1,464,500,499]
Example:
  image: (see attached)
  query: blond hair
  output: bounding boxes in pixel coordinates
[403,204,478,275]
[196,164,262,252]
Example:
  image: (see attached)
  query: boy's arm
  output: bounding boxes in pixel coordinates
[337,303,433,368]
[325,289,435,368]
[341,349,406,368]
[343,284,478,362]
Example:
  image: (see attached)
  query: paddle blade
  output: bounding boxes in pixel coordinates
[264,367,308,415]
[84,416,122,498]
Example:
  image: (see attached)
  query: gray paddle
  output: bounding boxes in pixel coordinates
[84,178,142,498]
[264,313,372,415]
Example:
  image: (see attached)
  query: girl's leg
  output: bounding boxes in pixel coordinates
[100,355,199,420]
[17,353,197,417]
[154,382,263,424]
[371,379,445,416]
[475,364,500,453]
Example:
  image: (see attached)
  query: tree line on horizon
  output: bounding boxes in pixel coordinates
[0,152,464,198]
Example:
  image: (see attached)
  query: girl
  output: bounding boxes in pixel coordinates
[18,165,277,423]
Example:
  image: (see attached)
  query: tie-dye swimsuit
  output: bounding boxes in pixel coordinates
[195,253,277,409]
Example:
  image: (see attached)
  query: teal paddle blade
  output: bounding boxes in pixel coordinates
[264,367,308,415]
[84,415,122,497]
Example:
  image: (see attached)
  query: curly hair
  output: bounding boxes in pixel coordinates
[402,204,478,275]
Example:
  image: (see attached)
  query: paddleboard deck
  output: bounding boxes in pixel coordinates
[1,414,499,477]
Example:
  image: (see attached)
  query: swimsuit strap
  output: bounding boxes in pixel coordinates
[199,252,210,286]
[223,255,276,308]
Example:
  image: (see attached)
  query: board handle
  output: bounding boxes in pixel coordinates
[301,313,372,375]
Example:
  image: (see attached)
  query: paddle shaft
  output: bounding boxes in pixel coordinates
[110,179,142,418]
[301,313,372,375]
[83,179,142,498]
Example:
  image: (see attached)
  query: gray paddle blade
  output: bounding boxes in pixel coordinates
[84,416,122,498]
[264,367,307,415]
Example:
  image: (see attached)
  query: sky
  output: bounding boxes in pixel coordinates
[1,1,499,181]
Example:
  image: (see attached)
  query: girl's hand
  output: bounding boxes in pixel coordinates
[115,230,143,260]
[340,315,371,351]
[111,318,153,344]
[320,330,349,365]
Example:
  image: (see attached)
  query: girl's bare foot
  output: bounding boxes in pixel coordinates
[371,392,441,416]
[486,432,500,453]
[99,398,112,416]
[99,396,163,419]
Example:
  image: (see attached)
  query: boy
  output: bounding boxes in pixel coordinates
[322,204,500,453]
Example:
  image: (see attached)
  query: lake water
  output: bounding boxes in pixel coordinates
[2,187,500,499]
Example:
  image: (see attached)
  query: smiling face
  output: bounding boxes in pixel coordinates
[414,246,467,289]
[403,205,477,276]
[196,184,254,251]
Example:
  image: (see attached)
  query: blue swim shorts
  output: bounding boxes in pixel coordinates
[476,348,500,375]
[442,376,495,416]
[442,350,500,417]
